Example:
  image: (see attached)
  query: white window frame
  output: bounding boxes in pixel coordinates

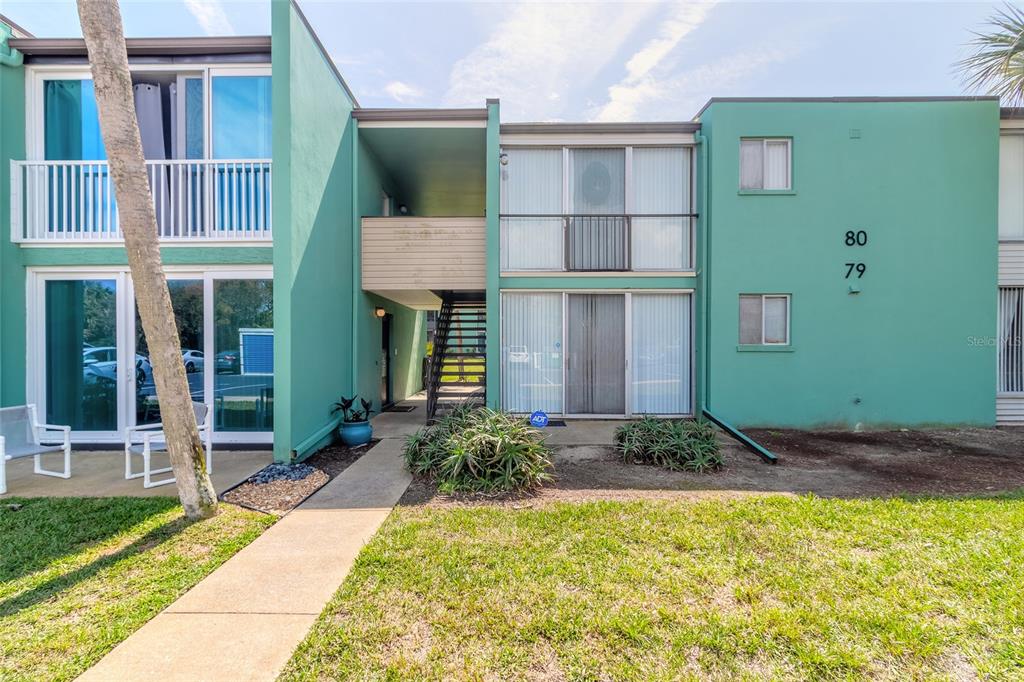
[26,265,274,444]
[499,144,696,274]
[499,288,695,418]
[25,63,270,162]
[739,137,792,191]
[739,293,791,346]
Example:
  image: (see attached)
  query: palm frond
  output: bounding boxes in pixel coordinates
[956,3,1024,106]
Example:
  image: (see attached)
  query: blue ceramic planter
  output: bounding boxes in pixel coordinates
[339,420,373,447]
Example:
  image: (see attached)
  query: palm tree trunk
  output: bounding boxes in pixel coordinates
[77,0,217,519]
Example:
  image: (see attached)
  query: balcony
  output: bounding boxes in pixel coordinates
[10,159,272,243]
[499,213,694,272]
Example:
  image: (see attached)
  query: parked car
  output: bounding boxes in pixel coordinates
[507,345,530,363]
[82,347,153,385]
[182,350,204,373]
[216,350,240,374]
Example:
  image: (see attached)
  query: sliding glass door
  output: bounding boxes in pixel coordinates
[30,269,272,443]
[500,291,692,417]
[566,294,626,415]
[44,278,122,435]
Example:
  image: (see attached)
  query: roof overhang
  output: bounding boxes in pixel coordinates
[354,108,488,129]
[500,121,698,146]
[9,35,271,58]
[695,95,1000,120]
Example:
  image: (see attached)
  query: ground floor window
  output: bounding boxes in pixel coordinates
[29,267,273,442]
[739,294,790,346]
[999,286,1024,393]
[500,291,692,417]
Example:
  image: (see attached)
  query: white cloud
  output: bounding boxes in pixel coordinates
[596,46,798,122]
[592,2,718,122]
[384,80,425,104]
[443,2,658,121]
[184,0,235,36]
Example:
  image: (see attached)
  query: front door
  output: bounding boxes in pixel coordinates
[566,294,626,415]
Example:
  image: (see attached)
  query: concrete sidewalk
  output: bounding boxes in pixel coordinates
[77,438,412,682]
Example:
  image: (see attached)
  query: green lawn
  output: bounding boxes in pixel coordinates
[282,495,1024,681]
[0,497,274,682]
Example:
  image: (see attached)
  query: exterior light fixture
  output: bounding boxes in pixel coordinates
[374,307,387,318]
[499,153,509,166]
[398,204,409,215]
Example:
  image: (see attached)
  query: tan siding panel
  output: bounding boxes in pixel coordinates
[999,243,1024,285]
[362,217,486,290]
[997,395,1024,424]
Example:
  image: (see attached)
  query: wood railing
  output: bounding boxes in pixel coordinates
[10,159,272,243]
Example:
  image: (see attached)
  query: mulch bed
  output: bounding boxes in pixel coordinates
[223,440,379,514]
[399,428,1024,508]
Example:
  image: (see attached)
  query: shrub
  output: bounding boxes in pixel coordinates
[615,416,722,472]
[404,406,553,492]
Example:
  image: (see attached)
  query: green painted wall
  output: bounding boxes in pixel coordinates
[702,100,999,427]
[353,135,426,410]
[485,100,501,407]
[271,0,357,461]
[0,46,25,406]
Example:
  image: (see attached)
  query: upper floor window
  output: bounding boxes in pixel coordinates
[739,294,790,345]
[212,75,272,159]
[500,145,693,272]
[1000,134,1024,239]
[36,70,270,162]
[740,138,791,191]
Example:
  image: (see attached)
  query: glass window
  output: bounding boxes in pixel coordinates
[501,293,563,413]
[212,76,272,159]
[631,147,691,270]
[570,148,625,214]
[739,294,790,345]
[44,80,105,161]
[740,138,791,191]
[499,148,564,271]
[214,280,273,431]
[135,280,204,425]
[46,280,118,430]
[632,294,690,415]
[1000,135,1024,239]
[184,77,205,159]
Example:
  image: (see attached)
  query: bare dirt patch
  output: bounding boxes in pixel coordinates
[398,427,1024,508]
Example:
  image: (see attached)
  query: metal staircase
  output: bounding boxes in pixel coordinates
[425,292,487,422]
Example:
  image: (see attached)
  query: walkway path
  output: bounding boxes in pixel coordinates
[77,435,413,682]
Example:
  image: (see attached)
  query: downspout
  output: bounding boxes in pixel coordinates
[694,129,711,415]
[695,129,776,464]
[0,23,23,67]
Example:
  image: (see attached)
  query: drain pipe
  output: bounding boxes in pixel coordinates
[694,128,776,464]
[0,23,23,67]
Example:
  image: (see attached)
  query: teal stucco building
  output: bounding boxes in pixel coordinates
[0,3,1016,466]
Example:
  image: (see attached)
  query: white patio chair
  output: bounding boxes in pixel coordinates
[124,401,212,489]
[0,404,72,496]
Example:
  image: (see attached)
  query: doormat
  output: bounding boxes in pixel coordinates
[384,405,417,413]
[544,420,568,427]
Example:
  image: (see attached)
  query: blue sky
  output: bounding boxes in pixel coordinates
[0,1,1003,121]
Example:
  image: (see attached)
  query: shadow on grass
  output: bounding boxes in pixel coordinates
[0,510,193,617]
[0,496,182,589]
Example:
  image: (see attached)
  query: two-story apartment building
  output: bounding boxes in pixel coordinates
[0,1,1014,468]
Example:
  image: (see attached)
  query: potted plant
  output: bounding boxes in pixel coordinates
[332,395,374,446]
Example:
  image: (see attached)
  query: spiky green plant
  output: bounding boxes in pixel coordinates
[957,3,1024,105]
[403,407,553,492]
[615,416,722,472]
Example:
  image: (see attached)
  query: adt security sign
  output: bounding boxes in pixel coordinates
[529,410,549,428]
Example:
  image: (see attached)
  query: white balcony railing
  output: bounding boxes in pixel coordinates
[10,159,272,243]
